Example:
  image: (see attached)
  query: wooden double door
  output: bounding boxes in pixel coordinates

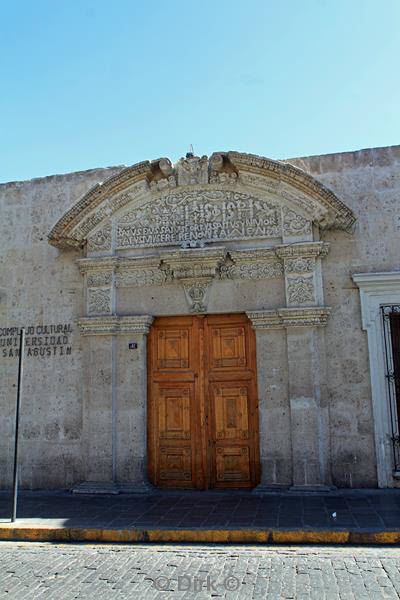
[147,314,260,489]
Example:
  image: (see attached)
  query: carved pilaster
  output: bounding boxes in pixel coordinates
[275,242,329,307]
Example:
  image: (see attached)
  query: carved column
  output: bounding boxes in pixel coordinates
[75,315,153,493]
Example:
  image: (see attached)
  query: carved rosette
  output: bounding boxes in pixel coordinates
[87,223,112,252]
[281,206,312,238]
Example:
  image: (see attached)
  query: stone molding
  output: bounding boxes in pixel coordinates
[275,241,329,260]
[77,315,154,336]
[48,152,355,249]
[353,271,400,487]
[247,307,331,330]
[77,246,285,289]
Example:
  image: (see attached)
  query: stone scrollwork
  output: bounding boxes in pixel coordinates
[284,258,315,274]
[86,271,113,287]
[282,206,312,237]
[226,261,283,280]
[286,275,315,305]
[87,223,112,252]
[115,268,166,288]
[87,287,112,315]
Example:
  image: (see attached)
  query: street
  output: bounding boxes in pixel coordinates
[1,543,400,599]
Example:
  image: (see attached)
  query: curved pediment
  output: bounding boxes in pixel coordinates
[48,151,355,250]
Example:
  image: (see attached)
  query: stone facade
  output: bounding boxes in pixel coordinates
[1,146,400,490]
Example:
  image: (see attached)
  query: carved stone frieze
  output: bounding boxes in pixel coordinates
[226,261,283,280]
[284,258,315,274]
[77,315,154,336]
[116,189,280,249]
[247,307,331,329]
[286,275,315,305]
[86,271,113,287]
[115,268,166,287]
[87,287,112,315]
[282,206,312,236]
[87,224,112,252]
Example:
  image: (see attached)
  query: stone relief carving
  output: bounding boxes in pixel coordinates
[115,268,166,287]
[282,206,312,236]
[116,190,280,249]
[49,151,356,250]
[87,224,112,252]
[284,258,315,274]
[182,281,210,313]
[209,153,238,184]
[225,261,283,280]
[287,275,315,305]
[87,287,112,315]
[86,271,113,287]
[176,155,209,185]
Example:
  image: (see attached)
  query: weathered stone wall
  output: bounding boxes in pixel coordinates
[1,146,399,489]
[288,146,400,487]
[0,166,123,488]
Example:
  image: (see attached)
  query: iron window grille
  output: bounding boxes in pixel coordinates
[381,305,400,472]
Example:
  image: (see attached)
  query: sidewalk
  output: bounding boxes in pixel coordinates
[1,489,400,544]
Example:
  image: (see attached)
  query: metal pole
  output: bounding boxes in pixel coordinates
[11,328,25,522]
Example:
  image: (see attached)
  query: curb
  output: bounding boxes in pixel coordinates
[0,526,400,544]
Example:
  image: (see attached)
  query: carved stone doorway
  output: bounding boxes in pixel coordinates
[147,314,260,489]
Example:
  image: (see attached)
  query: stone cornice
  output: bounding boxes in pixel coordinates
[77,315,154,335]
[247,307,331,329]
[275,241,329,260]
[48,151,355,250]
[227,152,355,231]
[49,161,152,248]
[352,271,400,291]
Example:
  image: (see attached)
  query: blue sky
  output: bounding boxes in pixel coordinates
[1,0,399,183]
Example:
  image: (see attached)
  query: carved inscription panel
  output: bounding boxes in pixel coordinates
[116,190,280,249]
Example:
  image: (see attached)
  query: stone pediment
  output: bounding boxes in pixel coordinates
[48,151,355,250]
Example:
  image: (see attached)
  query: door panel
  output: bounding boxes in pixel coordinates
[158,384,192,440]
[215,446,251,483]
[213,385,250,440]
[148,314,259,489]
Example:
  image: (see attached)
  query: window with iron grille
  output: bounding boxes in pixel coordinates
[382,305,400,472]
